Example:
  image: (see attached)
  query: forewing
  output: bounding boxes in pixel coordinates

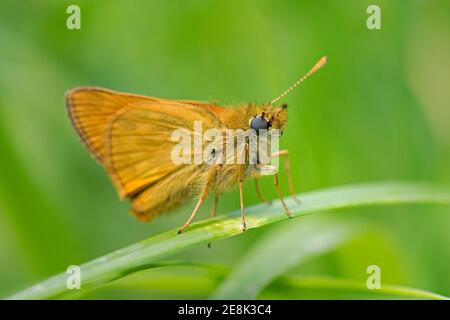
[66,86,223,205]
[66,87,161,164]
[107,103,219,198]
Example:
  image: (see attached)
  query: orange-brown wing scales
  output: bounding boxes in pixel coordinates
[66,87,160,164]
[67,86,225,221]
[131,165,202,221]
[107,103,220,200]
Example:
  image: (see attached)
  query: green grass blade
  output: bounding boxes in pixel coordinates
[265,276,449,300]
[210,217,362,299]
[81,264,449,300]
[88,273,448,300]
[7,181,450,300]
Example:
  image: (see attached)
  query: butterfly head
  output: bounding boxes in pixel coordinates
[249,103,288,135]
[249,56,327,137]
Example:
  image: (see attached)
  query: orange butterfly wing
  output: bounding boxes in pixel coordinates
[66,87,162,164]
[66,87,223,201]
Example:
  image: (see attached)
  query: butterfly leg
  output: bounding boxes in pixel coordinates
[178,173,214,234]
[207,194,220,248]
[254,177,271,205]
[210,194,219,218]
[274,173,293,218]
[238,164,247,231]
[271,149,300,204]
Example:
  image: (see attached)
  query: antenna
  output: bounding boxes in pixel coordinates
[271,56,327,105]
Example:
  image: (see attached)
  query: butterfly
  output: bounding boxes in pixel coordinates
[66,56,327,233]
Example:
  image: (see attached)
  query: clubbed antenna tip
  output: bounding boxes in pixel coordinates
[271,56,328,105]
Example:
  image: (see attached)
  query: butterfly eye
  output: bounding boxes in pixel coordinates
[250,116,269,133]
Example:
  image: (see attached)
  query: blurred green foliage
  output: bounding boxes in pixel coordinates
[0,0,449,299]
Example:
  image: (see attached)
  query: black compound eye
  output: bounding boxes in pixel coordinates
[250,116,269,132]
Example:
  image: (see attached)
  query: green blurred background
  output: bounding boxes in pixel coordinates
[0,0,449,299]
